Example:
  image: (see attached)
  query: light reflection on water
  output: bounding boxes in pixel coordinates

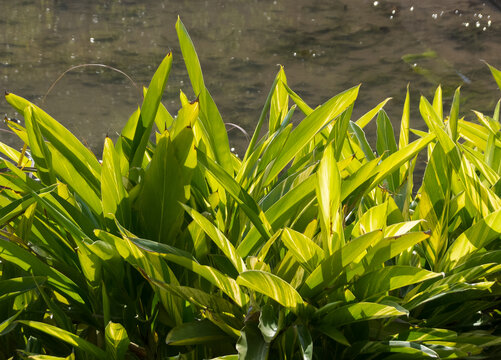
[1,0,500,157]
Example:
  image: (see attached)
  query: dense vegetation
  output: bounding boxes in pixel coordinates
[1,18,501,359]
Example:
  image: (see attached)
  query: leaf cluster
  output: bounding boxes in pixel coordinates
[1,18,501,360]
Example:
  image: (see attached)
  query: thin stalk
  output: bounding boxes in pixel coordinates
[42,63,142,106]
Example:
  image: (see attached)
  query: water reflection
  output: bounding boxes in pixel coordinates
[1,0,500,156]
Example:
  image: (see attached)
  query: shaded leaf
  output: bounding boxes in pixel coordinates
[166,319,230,345]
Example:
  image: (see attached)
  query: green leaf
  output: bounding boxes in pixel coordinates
[316,143,343,254]
[0,142,31,167]
[243,71,281,162]
[256,121,294,176]
[360,340,439,358]
[352,202,388,238]
[18,320,106,359]
[376,110,399,192]
[105,321,130,360]
[176,17,233,173]
[130,53,173,168]
[238,174,316,258]
[356,97,392,129]
[0,309,23,336]
[154,101,174,134]
[269,66,288,134]
[258,304,280,343]
[432,85,443,120]
[37,286,74,332]
[443,208,501,270]
[101,137,130,228]
[236,324,270,360]
[399,85,410,149]
[283,82,314,116]
[129,236,248,307]
[369,134,435,191]
[316,325,350,346]
[135,129,195,242]
[0,238,85,304]
[300,230,383,299]
[418,142,450,267]
[166,319,230,345]
[448,87,461,141]
[237,270,305,315]
[352,266,442,300]
[24,105,56,185]
[295,325,313,360]
[403,264,499,310]
[377,110,398,158]
[385,220,423,237]
[152,281,240,316]
[0,276,46,302]
[420,96,461,170]
[47,143,102,216]
[396,328,457,342]
[197,151,272,242]
[333,104,354,160]
[27,355,75,360]
[182,204,246,273]
[461,144,500,188]
[265,85,360,184]
[5,93,101,180]
[364,232,430,270]
[0,190,38,225]
[315,302,406,327]
[282,228,324,273]
[175,18,204,94]
[460,155,501,217]
[453,250,501,273]
[485,62,501,91]
[349,121,376,161]
[340,157,379,202]
[458,119,493,152]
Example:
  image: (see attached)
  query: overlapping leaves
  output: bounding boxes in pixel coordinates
[1,17,501,360]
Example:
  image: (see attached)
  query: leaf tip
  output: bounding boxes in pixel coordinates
[176,15,183,28]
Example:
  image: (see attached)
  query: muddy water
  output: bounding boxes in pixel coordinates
[1,0,500,156]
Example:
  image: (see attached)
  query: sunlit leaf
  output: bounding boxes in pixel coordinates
[265,85,359,184]
[352,266,442,300]
[315,302,406,327]
[105,321,130,360]
[237,270,305,315]
[18,321,106,359]
[130,53,172,168]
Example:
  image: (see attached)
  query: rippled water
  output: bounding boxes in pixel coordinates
[1,0,500,155]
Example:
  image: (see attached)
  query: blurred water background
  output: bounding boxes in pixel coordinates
[1,0,501,157]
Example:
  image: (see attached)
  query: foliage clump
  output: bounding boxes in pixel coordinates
[1,18,501,359]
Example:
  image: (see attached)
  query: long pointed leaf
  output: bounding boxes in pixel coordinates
[176,17,233,173]
[265,85,359,184]
[237,270,306,315]
[18,321,106,359]
[130,53,173,168]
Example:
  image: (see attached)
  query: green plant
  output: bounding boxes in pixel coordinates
[1,17,501,359]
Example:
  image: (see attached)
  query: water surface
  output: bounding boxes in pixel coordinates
[1,0,500,155]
